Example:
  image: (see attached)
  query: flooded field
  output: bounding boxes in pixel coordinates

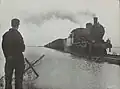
[0,47,120,89]
[24,47,120,89]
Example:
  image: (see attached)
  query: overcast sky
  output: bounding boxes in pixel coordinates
[0,0,119,47]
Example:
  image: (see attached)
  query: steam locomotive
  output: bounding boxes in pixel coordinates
[68,17,112,56]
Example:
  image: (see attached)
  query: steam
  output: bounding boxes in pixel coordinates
[77,10,96,17]
[20,10,96,45]
[23,10,96,27]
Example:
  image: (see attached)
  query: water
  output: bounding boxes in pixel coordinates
[23,47,120,89]
[112,48,120,55]
[0,47,120,89]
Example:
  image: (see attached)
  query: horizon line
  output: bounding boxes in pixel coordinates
[26,46,120,48]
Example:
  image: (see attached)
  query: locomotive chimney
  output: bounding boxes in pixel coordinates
[93,17,98,25]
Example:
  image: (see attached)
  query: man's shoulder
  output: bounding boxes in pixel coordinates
[12,29,23,40]
[15,30,23,38]
[2,31,9,38]
[2,29,18,38]
[2,28,15,37]
[10,28,22,37]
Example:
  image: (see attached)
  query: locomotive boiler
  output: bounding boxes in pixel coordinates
[68,17,112,56]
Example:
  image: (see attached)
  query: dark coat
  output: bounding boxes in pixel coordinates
[2,28,25,59]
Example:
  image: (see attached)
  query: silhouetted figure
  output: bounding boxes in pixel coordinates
[2,18,25,89]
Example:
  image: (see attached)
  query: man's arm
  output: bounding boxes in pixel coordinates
[2,33,8,58]
[17,31,25,52]
[20,37,25,52]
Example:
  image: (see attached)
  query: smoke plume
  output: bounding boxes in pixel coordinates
[23,10,96,27]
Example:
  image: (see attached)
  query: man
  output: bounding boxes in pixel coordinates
[2,18,25,89]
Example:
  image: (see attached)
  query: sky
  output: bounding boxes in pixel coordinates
[0,0,119,47]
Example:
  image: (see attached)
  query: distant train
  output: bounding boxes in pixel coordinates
[67,17,112,56]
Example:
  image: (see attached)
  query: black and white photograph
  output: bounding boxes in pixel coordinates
[0,0,120,89]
